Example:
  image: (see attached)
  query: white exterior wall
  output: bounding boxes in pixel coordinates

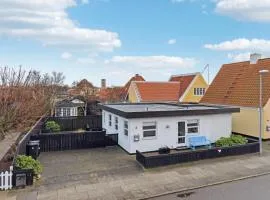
[102,110,232,154]
[102,110,130,152]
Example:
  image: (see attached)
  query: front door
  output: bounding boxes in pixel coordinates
[178,122,186,144]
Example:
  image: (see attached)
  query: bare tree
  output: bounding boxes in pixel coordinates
[0,66,65,139]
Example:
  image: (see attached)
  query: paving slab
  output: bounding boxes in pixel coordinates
[5,143,270,200]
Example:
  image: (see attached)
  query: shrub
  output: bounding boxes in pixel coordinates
[15,155,43,176]
[216,135,248,147]
[45,121,61,132]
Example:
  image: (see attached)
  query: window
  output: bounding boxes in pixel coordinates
[115,116,118,130]
[103,112,105,123]
[56,108,61,117]
[143,122,157,138]
[66,108,70,116]
[194,88,206,96]
[124,121,128,136]
[187,119,199,134]
[63,108,67,116]
[109,114,112,126]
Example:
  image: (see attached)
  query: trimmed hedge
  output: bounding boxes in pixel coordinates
[216,135,248,147]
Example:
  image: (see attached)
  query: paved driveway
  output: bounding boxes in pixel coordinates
[37,146,142,190]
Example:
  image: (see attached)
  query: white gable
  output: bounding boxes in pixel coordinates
[71,99,84,104]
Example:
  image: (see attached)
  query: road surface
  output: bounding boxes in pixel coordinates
[151,174,270,200]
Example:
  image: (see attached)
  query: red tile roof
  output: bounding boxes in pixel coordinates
[134,82,181,102]
[122,74,145,98]
[98,74,145,102]
[169,73,197,98]
[98,87,124,103]
[201,59,270,107]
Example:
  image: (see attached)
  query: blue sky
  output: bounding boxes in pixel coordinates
[1,0,270,86]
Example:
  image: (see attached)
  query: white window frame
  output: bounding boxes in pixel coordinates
[66,108,71,116]
[187,119,199,134]
[124,121,128,136]
[115,116,118,130]
[142,122,157,139]
[63,108,67,117]
[109,114,112,126]
[194,88,206,96]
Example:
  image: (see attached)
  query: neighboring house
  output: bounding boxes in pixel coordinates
[201,54,270,139]
[54,97,86,117]
[68,79,99,97]
[100,103,239,153]
[98,74,145,103]
[128,82,181,103]
[169,72,208,103]
[128,73,208,103]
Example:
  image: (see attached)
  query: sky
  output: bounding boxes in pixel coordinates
[0,0,270,87]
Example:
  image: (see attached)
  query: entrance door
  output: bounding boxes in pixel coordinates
[178,122,186,144]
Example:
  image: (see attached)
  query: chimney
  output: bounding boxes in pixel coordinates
[250,53,262,64]
[101,79,106,88]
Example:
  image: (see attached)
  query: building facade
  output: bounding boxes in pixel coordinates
[101,103,239,153]
[201,55,270,139]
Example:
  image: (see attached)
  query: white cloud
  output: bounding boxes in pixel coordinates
[77,57,96,64]
[81,0,89,4]
[227,52,251,62]
[215,0,270,22]
[0,0,121,52]
[168,39,177,45]
[105,56,197,68]
[61,52,72,59]
[204,38,270,52]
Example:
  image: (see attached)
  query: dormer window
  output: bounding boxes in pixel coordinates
[194,88,205,96]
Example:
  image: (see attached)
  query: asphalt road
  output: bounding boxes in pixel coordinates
[150,174,270,200]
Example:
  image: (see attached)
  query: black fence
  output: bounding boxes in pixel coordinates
[12,117,45,166]
[44,115,102,131]
[38,131,118,152]
[136,139,259,168]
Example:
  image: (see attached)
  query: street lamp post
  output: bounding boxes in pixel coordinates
[259,69,269,155]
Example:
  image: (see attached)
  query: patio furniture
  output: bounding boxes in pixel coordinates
[188,136,211,150]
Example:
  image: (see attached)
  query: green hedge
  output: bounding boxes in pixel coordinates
[216,135,248,147]
[15,155,43,176]
[45,120,61,132]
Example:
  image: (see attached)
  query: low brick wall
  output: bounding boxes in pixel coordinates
[136,139,259,168]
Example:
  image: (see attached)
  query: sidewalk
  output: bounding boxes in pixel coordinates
[4,143,270,200]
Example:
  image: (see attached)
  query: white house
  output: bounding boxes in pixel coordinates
[100,103,240,154]
[54,97,86,117]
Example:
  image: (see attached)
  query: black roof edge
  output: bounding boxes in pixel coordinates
[99,103,240,119]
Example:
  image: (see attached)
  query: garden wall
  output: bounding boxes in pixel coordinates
[136,139,259,168]
[45,115,102,131]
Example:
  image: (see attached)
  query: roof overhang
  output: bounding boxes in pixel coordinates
[99,103,240,119]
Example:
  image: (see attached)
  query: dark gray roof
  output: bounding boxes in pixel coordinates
[55,99,84,108]
[100,103,240,119]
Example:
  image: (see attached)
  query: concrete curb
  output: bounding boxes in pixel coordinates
[139,171,270,200]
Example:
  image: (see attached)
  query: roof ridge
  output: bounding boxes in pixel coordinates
[224,57,270,65]
[133,81,180,84]
[170,72,199,78]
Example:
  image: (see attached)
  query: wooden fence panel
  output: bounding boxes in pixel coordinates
[38,131,117,152]
[45,115,102,131]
